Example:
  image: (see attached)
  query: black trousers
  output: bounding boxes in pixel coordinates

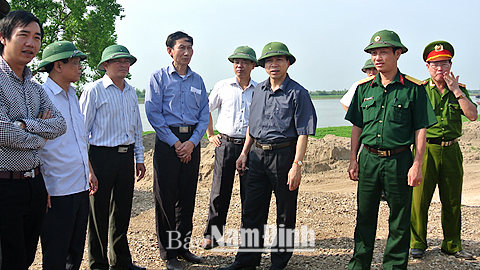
[0,172,47,270]
[236,143,298,269]
[88,145,135,270]
[153,133,200,260]
[41,190,89,270]
[204,137,246,240]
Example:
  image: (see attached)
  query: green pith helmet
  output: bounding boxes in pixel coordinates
[257,42,296,68]
[97,44,137,71]
[361,59,375,73]
[228,45,257,64]
[364,29,408,54]
[422,40,454,62]
[0,0,10,19]
[38,41,87,72]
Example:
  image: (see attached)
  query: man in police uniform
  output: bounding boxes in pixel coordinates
[218,42,317,270]
[201,46,257,249]
[346,30,437,269]
[341,59,378,111]
[410,41,477,260]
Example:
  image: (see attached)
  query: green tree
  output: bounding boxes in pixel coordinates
[9,0,124,85]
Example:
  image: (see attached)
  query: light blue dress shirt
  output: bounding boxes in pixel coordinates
[40,77,89,196]
[145,63,209,146]
[79,75,144,163]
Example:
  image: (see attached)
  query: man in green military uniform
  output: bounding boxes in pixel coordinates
[346,30,437,270]
[410,41,478,260]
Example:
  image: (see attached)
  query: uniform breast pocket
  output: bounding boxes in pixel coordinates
[186,89,201,110]
[448,102,462,121]
[391,98,411,123]
[361,99,376,123]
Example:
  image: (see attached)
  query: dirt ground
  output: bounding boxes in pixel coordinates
[32,121,480,269]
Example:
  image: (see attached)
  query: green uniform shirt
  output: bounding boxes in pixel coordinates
[346,70,437,149]
[423,78,477,141]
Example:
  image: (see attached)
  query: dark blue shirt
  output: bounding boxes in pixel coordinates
[249,74,317,143]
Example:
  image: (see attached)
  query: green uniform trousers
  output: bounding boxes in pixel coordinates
[349,148,413,270]
[410,142,463,253]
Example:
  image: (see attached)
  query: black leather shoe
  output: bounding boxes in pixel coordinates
[217,261,256,270]
[178,251,203,263]
[166,258,184,270]
[128,263,146,270]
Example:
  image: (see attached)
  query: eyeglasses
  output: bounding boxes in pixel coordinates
[428,61,450,69]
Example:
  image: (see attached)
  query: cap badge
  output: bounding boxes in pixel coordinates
[374,36,381,42]
[434,44,444,52]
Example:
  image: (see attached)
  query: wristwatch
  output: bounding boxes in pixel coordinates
[14,120,26,129]
[456,93,466,100]
[293,160,303,166]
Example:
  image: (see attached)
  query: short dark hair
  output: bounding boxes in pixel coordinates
[45,58,69,73]
[166,31,193,48]
[0,10,43,55]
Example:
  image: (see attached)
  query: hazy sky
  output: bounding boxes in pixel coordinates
[115,0,480,92]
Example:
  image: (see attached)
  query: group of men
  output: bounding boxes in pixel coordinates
[345,30,477,270]
[0,5,476,270]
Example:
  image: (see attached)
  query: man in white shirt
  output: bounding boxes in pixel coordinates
[340,59,378,111]
[80,45,146,270]
[38,41,98,270]
[201,46,257,249]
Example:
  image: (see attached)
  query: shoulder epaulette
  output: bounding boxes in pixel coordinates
[405,75,423,86]
[357,76,375,85]
[459,83,466,88]
[422,80,428,85]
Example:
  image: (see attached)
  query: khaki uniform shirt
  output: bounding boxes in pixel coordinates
[423,78,477,141]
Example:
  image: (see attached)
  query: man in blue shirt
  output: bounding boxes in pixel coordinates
[146,31,209,270]
[219,42,317,270]
[38,41,98,270]
[80,45,146,270]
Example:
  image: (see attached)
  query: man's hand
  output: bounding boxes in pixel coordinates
[348,160,359,181]
[136,163,146,181]
[236,154,247,176]
[208,134,221,147]
[89,171,98,195]
[37,109,52,120]
[287,163,302,191]
[407,162,422,187]
[443,71,462,95]
[175,141,194,158]
[46,192,51,212]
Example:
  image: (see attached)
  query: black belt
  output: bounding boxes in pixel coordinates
[169,125,196,134]
[255,140,295,151]
[364,145,410,157]
[427,138,458,147]
[90,144,134,153]
[0,167,41,179]
[220,134,245,144]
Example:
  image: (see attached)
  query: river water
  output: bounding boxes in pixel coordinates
[139,97,480,132]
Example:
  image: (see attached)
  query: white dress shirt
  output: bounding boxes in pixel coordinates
[40,77,89,196]
[340,81,359,107]
[79,75,144,163]
[209,77,256,138]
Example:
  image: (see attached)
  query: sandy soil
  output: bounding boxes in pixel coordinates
[31,121,480,269]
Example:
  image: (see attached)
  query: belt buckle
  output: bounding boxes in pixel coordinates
[377,150,388,157]
[179,126,189,133]
[23,169,35,178]
[118,146,129,153]
[233,139,243,144]
[261,144,272,150]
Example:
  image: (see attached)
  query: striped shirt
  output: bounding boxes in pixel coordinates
[0,57,66,171]
[40,77,89,196]
[79,75,144,163]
